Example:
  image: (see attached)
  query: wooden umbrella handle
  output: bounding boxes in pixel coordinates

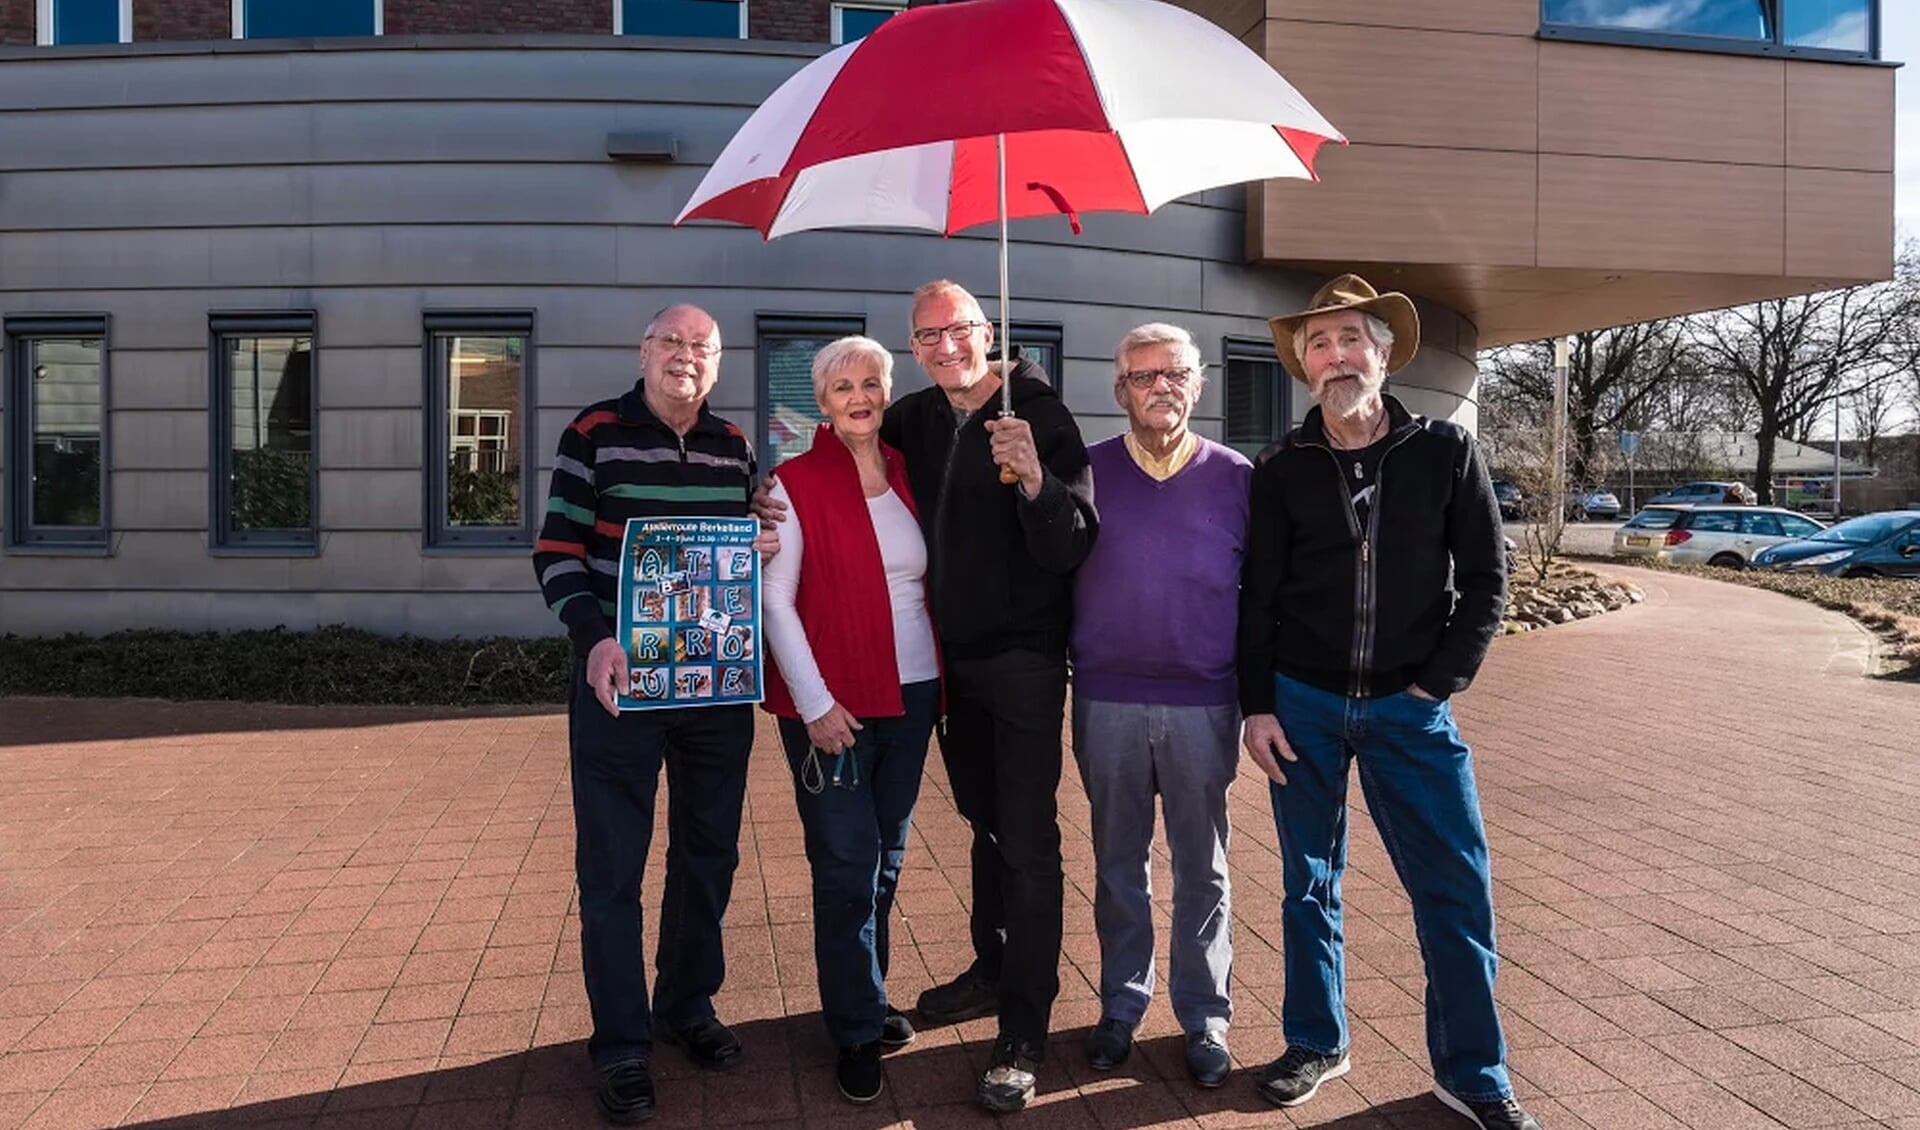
[999,462,1020,485]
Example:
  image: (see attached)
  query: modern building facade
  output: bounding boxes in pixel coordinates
[0,0,1891,637]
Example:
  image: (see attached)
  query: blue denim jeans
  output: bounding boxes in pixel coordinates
[1269,673,1511,1102]
[776,680,937,1048]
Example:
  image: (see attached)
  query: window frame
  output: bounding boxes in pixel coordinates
[209,311,319,553]
[422,310,537,551]
[831,0,904,43]
[1222,335,1291,455]
[756,313,867,471]
[36,0,131,45]
[4,315,112,553]
[232,0,383,39]
[1538,0,1882,63]
[614,0,749,39]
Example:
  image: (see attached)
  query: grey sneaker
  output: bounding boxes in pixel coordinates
[1433,1084,1544,1129]
[1254,1046,1350,1107]
[977,1034,1042,1112]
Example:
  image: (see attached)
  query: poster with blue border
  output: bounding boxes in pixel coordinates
[616,516,762,711]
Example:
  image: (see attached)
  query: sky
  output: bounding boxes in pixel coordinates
[1891,5,1919,237]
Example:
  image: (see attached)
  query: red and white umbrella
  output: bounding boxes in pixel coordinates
[676,0,1342,238]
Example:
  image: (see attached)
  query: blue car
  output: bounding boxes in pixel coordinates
[1751,511,1920,578]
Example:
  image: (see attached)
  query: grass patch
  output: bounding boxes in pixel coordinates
[0,627,573,705]
[1588,557,1920,678]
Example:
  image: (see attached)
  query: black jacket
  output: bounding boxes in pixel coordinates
[881,359,1098,661]
[1236,394,1506,710]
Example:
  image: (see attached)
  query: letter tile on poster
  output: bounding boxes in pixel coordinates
[617,516,762,711]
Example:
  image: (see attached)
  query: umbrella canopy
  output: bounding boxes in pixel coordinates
[674,0,1344,238]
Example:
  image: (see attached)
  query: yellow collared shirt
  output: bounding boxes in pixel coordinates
[1123,430,1198,481]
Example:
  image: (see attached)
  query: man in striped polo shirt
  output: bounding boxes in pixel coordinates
[532,303,775,1126]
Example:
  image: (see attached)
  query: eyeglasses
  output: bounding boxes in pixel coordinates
[645,332,721,360]
[1120,367,1196,390]
[910,321,987,347]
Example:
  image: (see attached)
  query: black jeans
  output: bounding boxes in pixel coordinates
[775,679,938,1049]
[939,648,1068,1047]
[568,664,754,1069]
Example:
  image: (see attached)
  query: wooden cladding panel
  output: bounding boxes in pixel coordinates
[1785,169,1894,279]
[1265,0,1534,36]
[1538,155,1783,276]
[1259,145,1536,267]
[1265,20,1537,152]
[1539,41,1784,166]
[1785,63,1895,171]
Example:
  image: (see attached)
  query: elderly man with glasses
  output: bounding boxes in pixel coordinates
[1068,323,1251,1088]
[534,304,776,1126]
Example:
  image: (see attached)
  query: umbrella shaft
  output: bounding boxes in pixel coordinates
[997,132,1012,419]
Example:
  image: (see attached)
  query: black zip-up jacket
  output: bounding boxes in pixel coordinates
[881,359,1098,661]
[1236,394,1506,711]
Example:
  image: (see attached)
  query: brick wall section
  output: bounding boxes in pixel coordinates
[0,0,35,45]
[385,0,607,34]
[750,0,828,43]
[135,0,231,40]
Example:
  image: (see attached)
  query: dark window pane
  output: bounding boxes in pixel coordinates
[1226,355,1282,455]
[839,5,897,41]
[763,336,836,467]
[1542,0,1770,40]
[623,0,741,37]
[1625,509,1680,530]
[27,338,103,529]
[1689,511,1739,533]
[226,335,313,532]
[1741,512,1783,537]
[1782,515,1822,537]
[53,0,119,44]
[1782,0,1870,50]
[443,334,525,529]
[243,0,376,37]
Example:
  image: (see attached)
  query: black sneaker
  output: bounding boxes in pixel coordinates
[880,1007,916,1050]
[836,1041,885,1104]
[1433,1084,1544,1130]
[1086,1017,1134,1070]
[917,969,998,1025]
[595,1058,655,1125]
[655,1016,743,1071]
[977,1033,1043,1113]
[1184,1030,1231,1089]
[1254,1046,1350,1107]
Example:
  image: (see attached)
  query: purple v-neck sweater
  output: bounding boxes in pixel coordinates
[1070,435,1252,706]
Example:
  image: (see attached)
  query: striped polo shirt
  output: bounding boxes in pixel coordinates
[532,384,756,653]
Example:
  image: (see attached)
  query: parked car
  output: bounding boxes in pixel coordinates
[1566,488,1620,521]
[1646,481,1755,507]
[1492,478,1524,521]
[1612,505,1825,568]
[1751,511,1920,578]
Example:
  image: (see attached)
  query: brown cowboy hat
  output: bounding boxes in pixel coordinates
[1268,273,1419,381]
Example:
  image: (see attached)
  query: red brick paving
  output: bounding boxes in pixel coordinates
[1,568,1917,1128]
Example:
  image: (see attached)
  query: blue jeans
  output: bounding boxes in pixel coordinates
[569,664,754,1070]
[1269,673,1511,1102]
[776,680,937,1048]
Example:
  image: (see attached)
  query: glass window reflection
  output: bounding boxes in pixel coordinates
[28,338,104,530]
[225,335,313,534]
[1782,0,1871,50]
[442,335,525,529]
[1542,0,1771,40]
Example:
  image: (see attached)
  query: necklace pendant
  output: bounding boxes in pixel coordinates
[1353,460,1363,480]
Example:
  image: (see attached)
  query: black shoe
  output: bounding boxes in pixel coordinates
[917,969,998,1025]
[1433,1084,1544,1130]
[977,1033,1043,1113]
[1184,1030,1231,1089]
[836,1041,885,1104]
[595,1058,655,1125]
[1086,1017,1134,1070]
[655,1016,742,1071]
[1255,1046,1350,1107]
[880,1007,916,1050]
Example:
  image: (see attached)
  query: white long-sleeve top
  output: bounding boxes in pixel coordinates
[762,478,940,723]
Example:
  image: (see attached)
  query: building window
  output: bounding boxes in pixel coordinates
[758,315,865,469]
[832,1,901,42]
[234,0,380,38]
[211,313,316,549]
[1540,0,1875,58]
[1006,321,1064,389]
[5,317,109,550]
[1223,337,1289,459]
[36,0,129,44]
[425,311,535,548]
[617,0,746,38]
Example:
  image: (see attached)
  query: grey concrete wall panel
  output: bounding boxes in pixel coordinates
[0,40,1477,637]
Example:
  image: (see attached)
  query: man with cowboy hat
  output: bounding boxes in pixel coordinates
[1236,276,1536,1130]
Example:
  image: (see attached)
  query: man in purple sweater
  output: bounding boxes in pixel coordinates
[1069,323,1251,1088]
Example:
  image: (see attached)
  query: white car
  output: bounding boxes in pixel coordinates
[1612,505,1826,567]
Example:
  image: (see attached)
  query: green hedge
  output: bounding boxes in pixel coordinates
[0,627,574,705]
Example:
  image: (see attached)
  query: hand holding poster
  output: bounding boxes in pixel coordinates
[617,516,763,711]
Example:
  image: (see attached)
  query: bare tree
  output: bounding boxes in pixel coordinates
[1845,368,1904,469]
